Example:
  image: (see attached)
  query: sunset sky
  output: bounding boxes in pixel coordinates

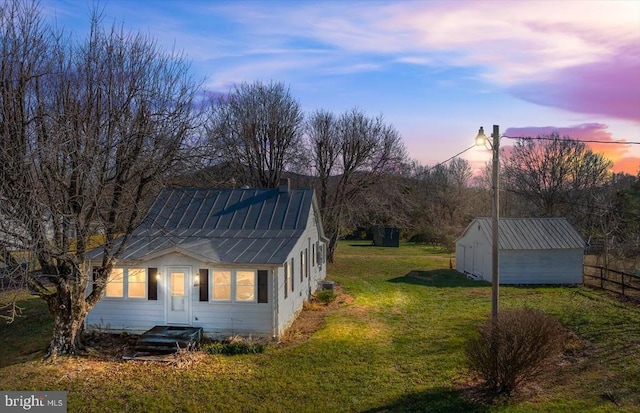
[45,0,640,174]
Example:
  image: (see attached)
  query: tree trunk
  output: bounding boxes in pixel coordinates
[45,290,88,358]
[326,231,339,264]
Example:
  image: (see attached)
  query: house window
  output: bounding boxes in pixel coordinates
[304,248,308,278]
[105,268,124,298]
[212,270,232,301]
[236,270,256,302]
[318,243,325,265]
[209,270,260,303]
[127,268,146,298]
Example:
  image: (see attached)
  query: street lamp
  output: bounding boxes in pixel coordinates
[475,125,500,320]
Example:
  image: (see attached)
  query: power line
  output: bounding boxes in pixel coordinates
[422,144,476,172]
[503,135,640,145]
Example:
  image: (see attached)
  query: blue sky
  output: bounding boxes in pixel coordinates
[44,0,640,174]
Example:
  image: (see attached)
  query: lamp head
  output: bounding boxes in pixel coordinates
[475,126,487,147]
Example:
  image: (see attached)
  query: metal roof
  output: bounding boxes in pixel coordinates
[471,217,585,250]
[89,187,319,264]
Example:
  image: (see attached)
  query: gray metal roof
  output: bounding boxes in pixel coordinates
[472,217,585,250]
[89,187,318,264]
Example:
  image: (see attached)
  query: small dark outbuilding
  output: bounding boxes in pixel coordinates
[372,226,400,247]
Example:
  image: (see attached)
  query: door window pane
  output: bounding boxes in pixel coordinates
[170,272,185,311]
[171,272,185,296]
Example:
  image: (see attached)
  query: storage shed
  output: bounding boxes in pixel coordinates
[372,226,400,247]
[455,217,585,284]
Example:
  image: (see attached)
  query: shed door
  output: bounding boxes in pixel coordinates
[167,267,190,325]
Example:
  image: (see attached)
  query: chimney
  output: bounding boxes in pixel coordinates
[279,178,290,193]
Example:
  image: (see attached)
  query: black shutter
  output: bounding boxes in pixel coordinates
[199,269,209,302]
[148,268,158,301]
[257,270,268,303]
[284,264,288,299]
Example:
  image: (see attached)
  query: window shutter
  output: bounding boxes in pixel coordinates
[257,270,268,303]
[148,268,158,301]
[199,269,209,301]
[284,263,288,299]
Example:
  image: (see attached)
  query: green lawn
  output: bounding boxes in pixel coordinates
[1,241,639,412]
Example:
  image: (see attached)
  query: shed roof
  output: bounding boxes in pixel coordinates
[467,217,585,250]
[88,187,321,264]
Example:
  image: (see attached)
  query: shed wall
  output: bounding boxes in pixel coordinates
[455,223,490,279]
[455,218,584,285]
[499,249,583,284]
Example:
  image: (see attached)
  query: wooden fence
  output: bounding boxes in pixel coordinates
[583,265,640,300]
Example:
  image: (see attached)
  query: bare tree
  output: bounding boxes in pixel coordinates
[306,108,407,262]
[206,81,305,188]
[587,173,640,267]
[501,134,612,217]
[406,158,475,248]
[0,2,199,357]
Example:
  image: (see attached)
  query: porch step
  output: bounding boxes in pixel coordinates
[134,326,203,354]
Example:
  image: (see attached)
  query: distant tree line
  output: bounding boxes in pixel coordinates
[200,80,638,265]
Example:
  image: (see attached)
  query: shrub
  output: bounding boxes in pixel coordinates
[201,335,266,355]
[315,289,335,304]
[465,307,566,395]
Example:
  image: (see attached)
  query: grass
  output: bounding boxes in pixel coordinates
[1,241,639,412]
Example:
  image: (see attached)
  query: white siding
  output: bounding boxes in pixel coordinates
[191,300,272,337]
[86,252,275,337]
[274,207,326,336]
[500,249,583,284]
[85,299,164,333]
[455,222,490,279]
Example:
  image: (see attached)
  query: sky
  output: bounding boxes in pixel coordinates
[44,0,640,175]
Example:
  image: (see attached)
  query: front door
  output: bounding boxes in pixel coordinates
[167,267,190,325]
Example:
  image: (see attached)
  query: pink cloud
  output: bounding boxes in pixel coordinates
[504,123,639,174]
[510,48,640,122]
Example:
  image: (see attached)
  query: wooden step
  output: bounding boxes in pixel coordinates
[133,326,203,355]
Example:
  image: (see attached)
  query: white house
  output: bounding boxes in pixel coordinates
[455,217,585,284]
[85,180,328,339]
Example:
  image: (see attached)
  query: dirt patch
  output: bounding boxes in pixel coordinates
[278,283,353,346]
[82,331,137,360]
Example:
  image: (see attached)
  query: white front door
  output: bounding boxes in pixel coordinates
[166,267,190,325]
